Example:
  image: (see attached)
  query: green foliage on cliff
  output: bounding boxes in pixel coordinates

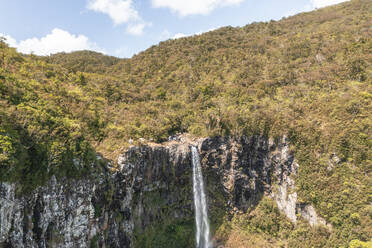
[0,46,98,191]
[215,197,331,247]
[134,219,195,248]
[0,0,371,246]
[349,239,372,248]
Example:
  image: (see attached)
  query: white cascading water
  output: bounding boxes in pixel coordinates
[191,146,211,248]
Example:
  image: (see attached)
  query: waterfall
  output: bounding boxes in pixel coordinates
[191,146,211,248]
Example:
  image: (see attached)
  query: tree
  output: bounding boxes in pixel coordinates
[0,36,6,67]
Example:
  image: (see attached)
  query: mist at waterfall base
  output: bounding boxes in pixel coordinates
[191,146,211,248]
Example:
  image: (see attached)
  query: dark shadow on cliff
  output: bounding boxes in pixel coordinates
[199,135,290,244]
[0,111,111,194]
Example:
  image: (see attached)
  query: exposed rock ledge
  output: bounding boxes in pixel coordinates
[0,135,329,248]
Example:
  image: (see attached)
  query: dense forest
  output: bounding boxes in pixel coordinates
[0,0,371,247]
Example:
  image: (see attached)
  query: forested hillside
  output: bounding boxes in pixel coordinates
[0,0,371,246]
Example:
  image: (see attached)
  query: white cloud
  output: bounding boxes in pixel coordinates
[0,34,17,48]
[115,46,131,57]
[172,27,219,39]
[173,33,187,39]
[310,0,349,8]
[284,4,312,17]
[87,0,149,36]
[152,0,244,16]
[87,0,139,25]
[159,29,171,40]
[1,29,102,56]
[126,22,152,36]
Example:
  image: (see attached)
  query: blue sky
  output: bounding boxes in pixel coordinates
[0,0,348,58]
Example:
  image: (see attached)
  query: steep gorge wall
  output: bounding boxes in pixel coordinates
[0,135,325,248]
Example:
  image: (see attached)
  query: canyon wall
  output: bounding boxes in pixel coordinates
[0,135,326,248]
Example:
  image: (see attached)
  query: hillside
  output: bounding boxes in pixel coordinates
[45,50,121,73]
[0,0,371,247]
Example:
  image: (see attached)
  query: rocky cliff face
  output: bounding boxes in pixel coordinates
[0,135,326,248]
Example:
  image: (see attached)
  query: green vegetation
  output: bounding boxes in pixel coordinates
[349,239,372,248]
[216,197,336,247]
[45,50,120,74]
[134,219,195,248]
[0,0,371,246]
